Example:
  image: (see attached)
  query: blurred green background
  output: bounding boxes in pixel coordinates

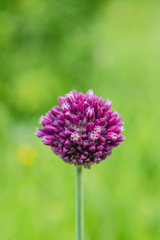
[0,0,160,239]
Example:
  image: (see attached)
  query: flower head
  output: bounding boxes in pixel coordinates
[36,90,125,168]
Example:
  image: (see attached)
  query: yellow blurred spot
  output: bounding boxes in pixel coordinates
[16,144,37,165]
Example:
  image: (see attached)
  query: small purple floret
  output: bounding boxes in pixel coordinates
[36,90,125,168]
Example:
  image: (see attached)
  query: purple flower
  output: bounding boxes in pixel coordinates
[36,90,125,168]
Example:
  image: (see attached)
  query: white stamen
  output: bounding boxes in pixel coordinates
[121,127,125,132]
[112,133,117,140]
[71,133,79,141]
[94,126,101,133]
[90,132,98,140]
[39,115,43,124]
[67,92,74,99]
[61,103,69,110]
[87,107,93,114]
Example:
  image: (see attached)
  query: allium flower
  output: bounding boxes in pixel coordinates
[36,90,125,168]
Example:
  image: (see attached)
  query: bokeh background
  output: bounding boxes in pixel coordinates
[0,0,160,239]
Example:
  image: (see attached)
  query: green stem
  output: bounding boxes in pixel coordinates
[76,166,84,240]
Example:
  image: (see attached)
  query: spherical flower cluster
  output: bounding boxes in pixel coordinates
[36,90,125,168]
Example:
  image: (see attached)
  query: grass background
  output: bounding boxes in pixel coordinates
[0,0,160,239]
